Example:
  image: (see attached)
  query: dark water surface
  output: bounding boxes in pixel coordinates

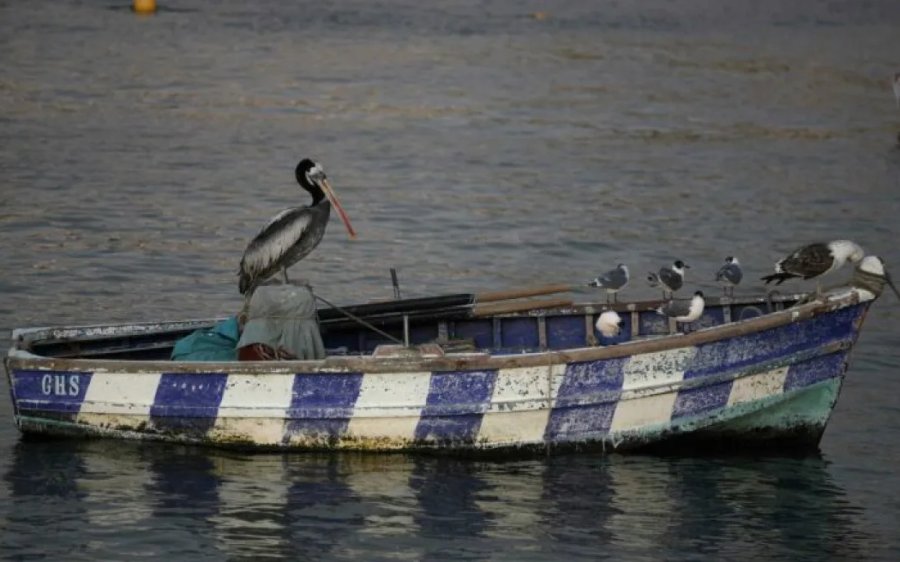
[2,0,900,559]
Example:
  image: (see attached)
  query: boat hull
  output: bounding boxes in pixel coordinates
[5,292,870,455]
[11,373,842,455]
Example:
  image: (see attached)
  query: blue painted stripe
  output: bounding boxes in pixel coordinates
[149,372,228,434]
[671,305,862,420]
[671,380,733,419]
[11,369,93,414]
[683,304,864,380]
[414,370,497,444]
[284,372,365,442]
[545,357,628,442]
[784,352,848,392]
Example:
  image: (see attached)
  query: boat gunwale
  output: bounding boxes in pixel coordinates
[5,289,869,375]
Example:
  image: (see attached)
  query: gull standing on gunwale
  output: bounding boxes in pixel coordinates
[647,260,689,298]
[715,256,742,297]
[238,159,357,295]
[656,290,705,331]
[760,240,864,295]
[587,263,630,303]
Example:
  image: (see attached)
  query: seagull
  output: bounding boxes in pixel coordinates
[656,291,705,332]
[715,256,742,297]
[595,310,623,338]
[587,263,629,303]
[853,255,900,300]
[238,158,356,295]
[760,240,864,296]
[647,260,689,298]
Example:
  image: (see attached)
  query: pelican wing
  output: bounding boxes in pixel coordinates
[239,206,317,293]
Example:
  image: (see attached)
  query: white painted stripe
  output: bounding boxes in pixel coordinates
[609,348,695,433]
[211,374,296,445]
[217,374,296,417]
[621,347,696,391]
[727,367,788,406]
[478,364,566,445]
[346,371,432,442]
[609,392,678,433]
[79,371,162,416]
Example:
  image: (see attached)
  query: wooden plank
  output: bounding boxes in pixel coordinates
[475,284,574,303]
[471,297,574,317]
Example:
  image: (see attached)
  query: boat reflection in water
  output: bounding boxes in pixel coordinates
[1,440,884,560]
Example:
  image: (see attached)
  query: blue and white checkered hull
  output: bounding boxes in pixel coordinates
[5,290,872,454]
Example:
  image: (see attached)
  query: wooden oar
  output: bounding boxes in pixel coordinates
[471,297,574,317]
[474,283,576,303]
[317,283,575,322]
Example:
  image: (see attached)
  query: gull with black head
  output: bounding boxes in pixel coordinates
[238,158,356,295]
[647,260,689,299]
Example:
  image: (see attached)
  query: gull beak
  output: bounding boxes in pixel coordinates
[319,178,356,239]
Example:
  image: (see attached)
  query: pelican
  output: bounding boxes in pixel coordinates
[238,158,356,295]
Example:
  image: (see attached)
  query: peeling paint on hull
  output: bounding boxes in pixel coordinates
[13,378,841,456]
[5,290,872,455]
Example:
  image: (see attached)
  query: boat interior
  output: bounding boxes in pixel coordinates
[16,292,802,362]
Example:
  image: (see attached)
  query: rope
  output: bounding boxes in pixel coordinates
[314,294,405,346]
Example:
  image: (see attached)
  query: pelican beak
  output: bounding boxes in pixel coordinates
[885,270,900,300]
[319,178,356,239]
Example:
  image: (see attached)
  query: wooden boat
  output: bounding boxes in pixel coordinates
[3,283,879,455]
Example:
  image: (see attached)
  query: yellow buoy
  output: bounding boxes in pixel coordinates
[132,0,157,14]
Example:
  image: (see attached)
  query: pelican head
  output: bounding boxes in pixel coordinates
[295,158,356,239]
